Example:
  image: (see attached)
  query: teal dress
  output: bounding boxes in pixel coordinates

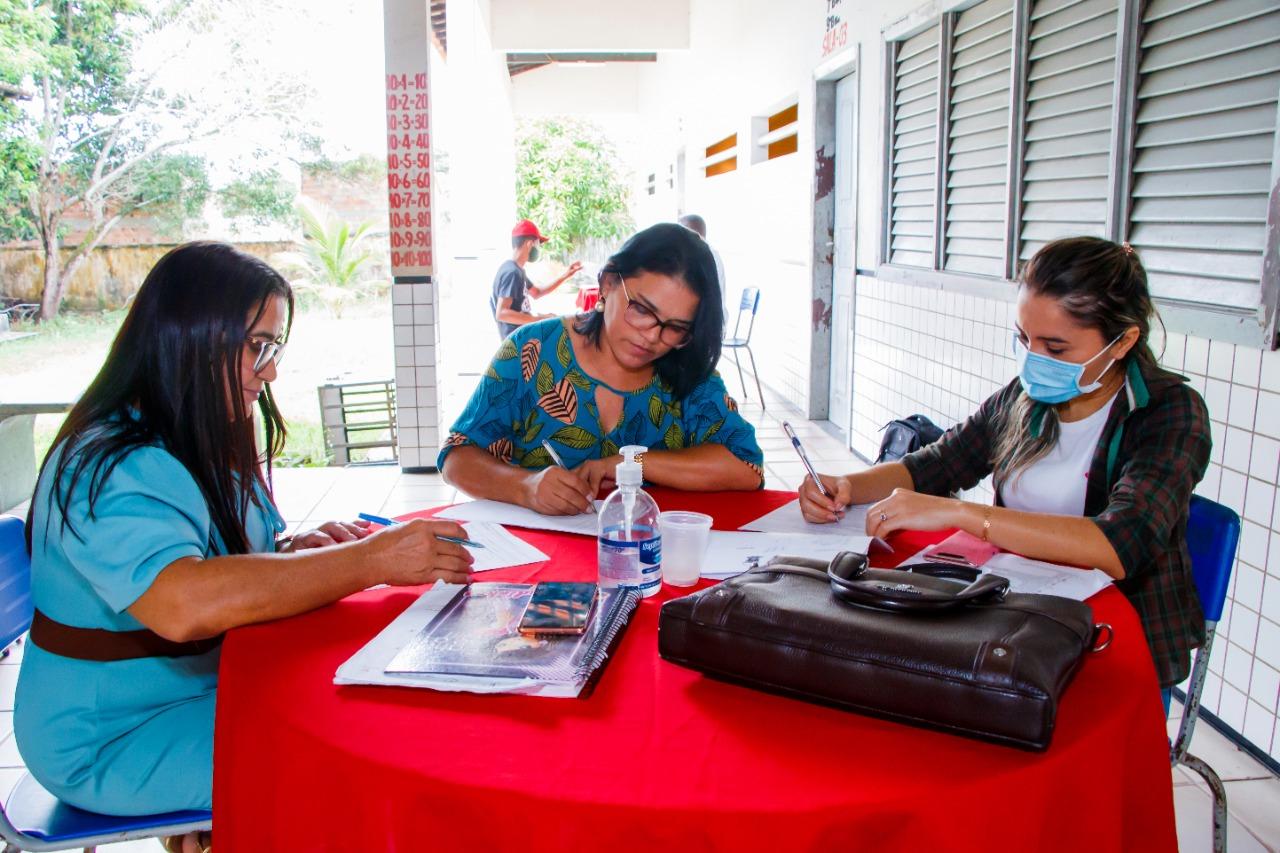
[14,440,283,815]
[439,318,764,479]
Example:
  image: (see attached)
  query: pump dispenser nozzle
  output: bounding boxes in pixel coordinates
[616,445,646,487]
[616,445,646,537]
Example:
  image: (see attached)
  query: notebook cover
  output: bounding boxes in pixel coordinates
[384,582,636,687]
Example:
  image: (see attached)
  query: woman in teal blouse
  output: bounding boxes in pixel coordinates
[441,223,764,513]
[16,243,473,852]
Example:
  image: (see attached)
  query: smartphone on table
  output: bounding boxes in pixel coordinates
[517,582,598,635]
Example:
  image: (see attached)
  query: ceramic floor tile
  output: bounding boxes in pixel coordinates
[396,472,448,486]
[0,665,16,712]
[766,461,813,479]
[386,483,457,500]
[267,467,340,520]
[1222,777,1280,850]
[379,497,453,518]
[0,731,23,767]
[0,766,23,801]
[1174,783,1270,852]
[1182,718,1278,782]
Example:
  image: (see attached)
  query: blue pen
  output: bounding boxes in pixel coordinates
[357,512,486,549]
[782,421,832,499]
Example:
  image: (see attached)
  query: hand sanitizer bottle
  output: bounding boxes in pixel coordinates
[597,445,661,598]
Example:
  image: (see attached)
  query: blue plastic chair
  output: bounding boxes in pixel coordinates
[1171,495,1240,853]
[723,287,764,409]
[0,515,212,852]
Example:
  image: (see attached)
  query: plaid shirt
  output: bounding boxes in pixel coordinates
[901,359,1210,688]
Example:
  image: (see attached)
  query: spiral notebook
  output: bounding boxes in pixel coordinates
[336,582,639,699]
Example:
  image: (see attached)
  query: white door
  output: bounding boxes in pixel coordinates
[828,72,857,440]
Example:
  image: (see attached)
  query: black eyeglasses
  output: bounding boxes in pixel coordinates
[612,274,694,348]
[246,337,287,374]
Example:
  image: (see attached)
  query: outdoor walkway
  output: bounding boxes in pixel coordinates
[1,389,1277,850]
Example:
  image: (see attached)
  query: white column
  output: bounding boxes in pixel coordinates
[383,0,441,471]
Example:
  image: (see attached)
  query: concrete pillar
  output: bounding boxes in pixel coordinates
[383,0,441,471]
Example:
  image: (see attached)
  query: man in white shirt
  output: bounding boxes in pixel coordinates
[678,214,728,323]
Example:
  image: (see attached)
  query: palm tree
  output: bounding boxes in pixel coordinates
[275,201,384,317]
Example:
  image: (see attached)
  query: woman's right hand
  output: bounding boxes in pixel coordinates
[798,473,855,523]
[521,466,594,515]
[367,519,475,586]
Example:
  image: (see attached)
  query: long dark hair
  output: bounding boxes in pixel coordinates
[994,236,1160,482]
[573,222,723,399]
[27,241,294,555]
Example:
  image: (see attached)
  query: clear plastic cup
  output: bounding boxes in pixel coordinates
[659,511,713,587]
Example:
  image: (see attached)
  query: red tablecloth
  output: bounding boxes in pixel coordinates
[214,489,1176,852]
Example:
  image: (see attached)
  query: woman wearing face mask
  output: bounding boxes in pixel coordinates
[443,223,765,514]
[799,237,1210,714]
[16,243,473,851]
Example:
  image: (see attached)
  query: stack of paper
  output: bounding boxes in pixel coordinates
[457,521,549,572]
[898,549,1112,602]
[437,499,601,536]
[700,530,885,578]
[738,499,892,553]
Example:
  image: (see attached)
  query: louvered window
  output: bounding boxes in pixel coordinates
[944,0,1015,277]
[888,25,941,268]
[1019,0,1118,261]
[1128,0,1280,309]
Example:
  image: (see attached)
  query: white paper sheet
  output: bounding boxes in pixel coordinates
[898,549,1112,602]
[458,521,549,572]
[334,582,573,696]
[699,530,881,578]
[436,499,601,537]
[738,499,892,552]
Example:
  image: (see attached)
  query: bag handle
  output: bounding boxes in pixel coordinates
[826,551,1010,613]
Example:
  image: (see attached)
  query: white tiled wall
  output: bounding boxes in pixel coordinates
[391,281,441,470]
[850,275,1280,763]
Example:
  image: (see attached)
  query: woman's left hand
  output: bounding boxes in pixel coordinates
[865,488,965,539]
[572,455,621,499]
[283,520,373,551]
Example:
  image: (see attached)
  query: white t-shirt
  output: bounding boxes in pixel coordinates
[709,244,728,322]
[999,391,1119,517]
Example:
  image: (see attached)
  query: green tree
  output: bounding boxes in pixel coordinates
[273,201,384,318]
[515,117,633,259]
[217,167,297,230]
[0,0,53,242]
[5,0,309,319]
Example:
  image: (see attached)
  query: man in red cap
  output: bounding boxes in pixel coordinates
[490,219,582,339]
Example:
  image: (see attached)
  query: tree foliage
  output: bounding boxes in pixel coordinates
[217,167,297,229]
[273,201,384,318]
[1,0,310,319]
[515,117,632,259]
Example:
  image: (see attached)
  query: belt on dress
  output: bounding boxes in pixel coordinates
[29,609,223,661]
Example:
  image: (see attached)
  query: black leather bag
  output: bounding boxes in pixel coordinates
[657,553,1109,750]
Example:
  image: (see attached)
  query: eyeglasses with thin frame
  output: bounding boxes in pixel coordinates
[610,274,694,349]
[246,337,287,374]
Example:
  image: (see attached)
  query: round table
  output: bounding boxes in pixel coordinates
[213,489,1176,851]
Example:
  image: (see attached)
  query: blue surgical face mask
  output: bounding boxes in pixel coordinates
[1013,332,1122,404]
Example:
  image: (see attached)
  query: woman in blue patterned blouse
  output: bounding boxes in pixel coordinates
[441,223,764,514]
